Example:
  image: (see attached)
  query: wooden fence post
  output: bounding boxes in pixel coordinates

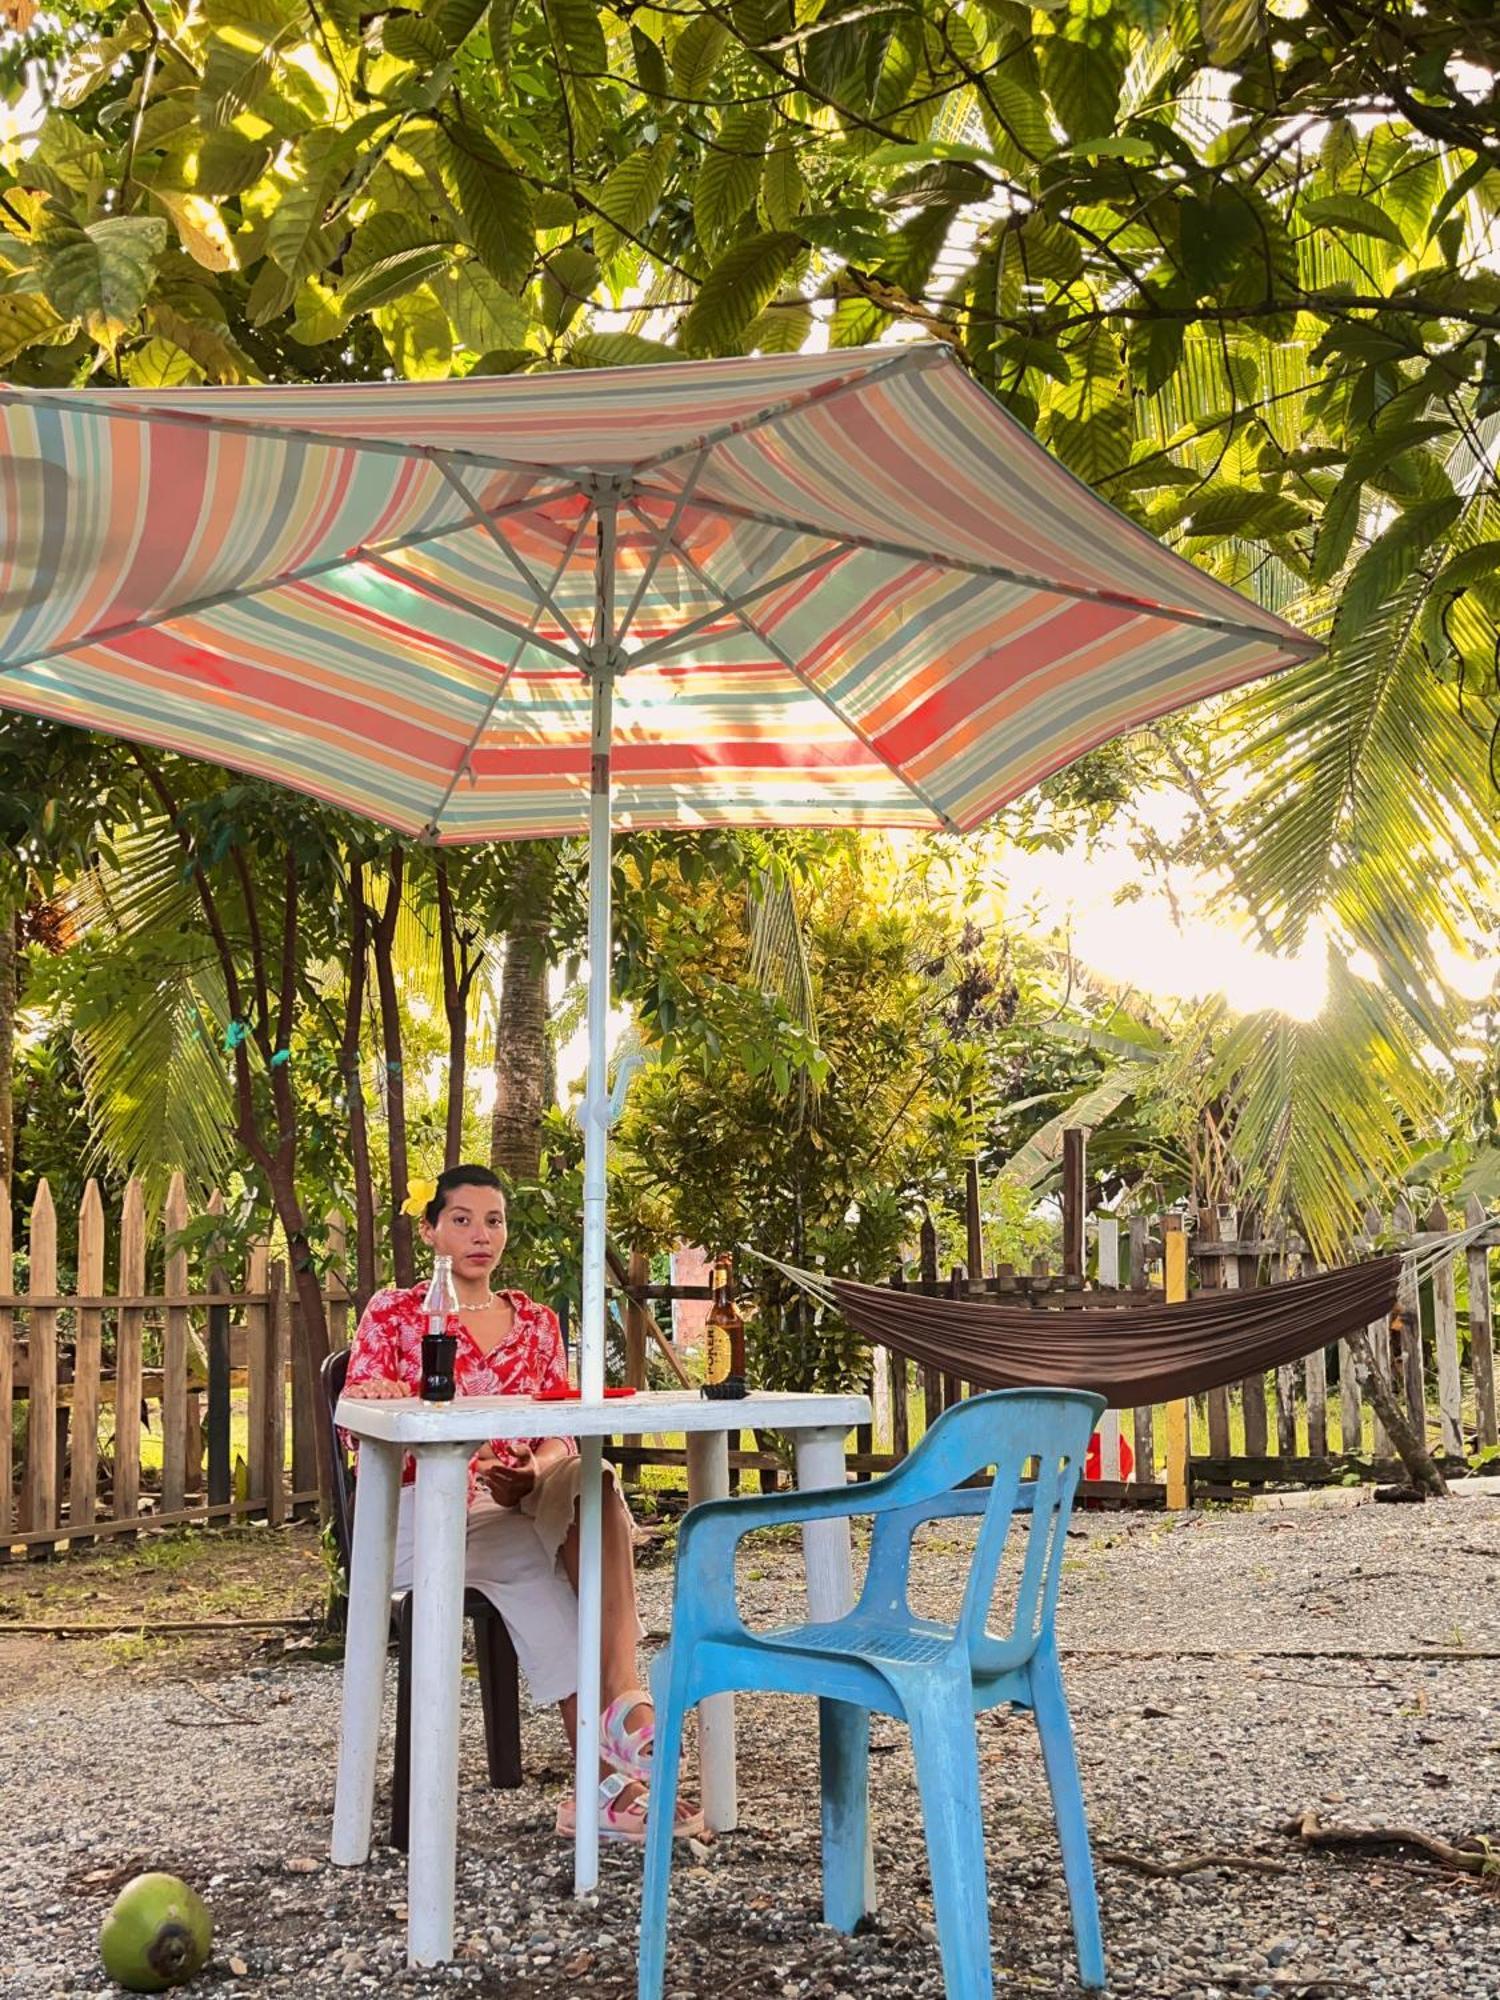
[965,1158,985,1288]
[1094,1216,1123,1481]
[1061,1130,1085,1285]
[266,1262,289,1529]
[245,1241,270,1515]
[1163,1215,1189,1508]
[70,1181,105,1546]
[1427,1199,1463,1457]
[0,1178,12,1556]
[1465,1196,1498,1450]
[24,1180,58,1557]
[1392,1198,1426,1432]
[205,1192,231,1512]
[114,1181,145,1539]
[919,1214,941,1429]
[1198,1206,1231,1460]
[161,1173,189,1513]
[1236,1210,1268,1461]
[1128,1215,1153,1480]
[324,1210,350,1353]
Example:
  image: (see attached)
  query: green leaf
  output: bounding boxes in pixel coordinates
[289,274,345,345]
[1334,497,1462,637]
[678,230,802,356]
[342,242,453,315]
[1302,192,1407,250]
[123,335,203,388]
[630,25,668,101]
[488,0,518,82]
[543,0,606,75]
[539,243,598,335]
[198,14,296,131]
[564,331,675,366]
[145,301,260,382]
[744,294,812,354]
[0,294,68,367]
[760,132,806,231]
[695,106,770,249]
[374,282,455,378]
[433,262,530,352]
[1045,325,1131,484]
[443,123,535,291]
[591,137,672,267]
[1198,0,1263,65]
[41,216,167,348]
[1040,6,1127,144]
[193,129,273,197]
[428,0,489,49]
[672,15,728,98]
[385,12,451,64]
[1183,484,1313,542]
[1310,477,1362,585]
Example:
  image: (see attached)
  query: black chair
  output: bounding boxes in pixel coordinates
[321,1349,524,1850]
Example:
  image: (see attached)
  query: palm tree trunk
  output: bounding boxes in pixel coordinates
[1348,1322,1448,1496]
[490,924,549,1181]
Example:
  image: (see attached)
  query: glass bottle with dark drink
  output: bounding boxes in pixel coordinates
[701,1253,747,1399]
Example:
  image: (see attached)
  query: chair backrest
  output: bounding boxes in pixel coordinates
[863,1387,1103,1678]
[320,1347,356,1578]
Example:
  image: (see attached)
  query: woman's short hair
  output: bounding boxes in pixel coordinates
[426,1164,506,1225]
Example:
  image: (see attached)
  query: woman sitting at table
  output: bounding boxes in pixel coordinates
[342,1161,699,1844]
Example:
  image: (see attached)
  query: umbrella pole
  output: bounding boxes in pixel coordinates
[573,498,618,1895]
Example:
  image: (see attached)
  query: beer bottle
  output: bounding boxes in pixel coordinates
[701,1254,747,1400]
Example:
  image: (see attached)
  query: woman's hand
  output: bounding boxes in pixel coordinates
[475,1443,537,1508]
[343,1375,407,1400]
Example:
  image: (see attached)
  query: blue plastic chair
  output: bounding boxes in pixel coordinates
[638,1386,1107,2000]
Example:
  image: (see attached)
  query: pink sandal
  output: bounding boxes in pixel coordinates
[554,1774,704,1844]
[600,1687,655,1784]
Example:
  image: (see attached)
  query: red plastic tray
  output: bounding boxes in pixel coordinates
[531,1386,637,1401]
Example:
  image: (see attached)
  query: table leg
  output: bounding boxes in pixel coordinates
[794,1424,875,1930]
[685,1428,736,1833]
[331,1438,399,1868]
[407,1446,469,1967]
[574,1434,605,1896]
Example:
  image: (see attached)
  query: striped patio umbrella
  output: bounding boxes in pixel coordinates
[0,340,1314,1904]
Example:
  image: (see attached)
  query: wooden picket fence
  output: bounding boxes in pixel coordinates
[1,1173,351,1557]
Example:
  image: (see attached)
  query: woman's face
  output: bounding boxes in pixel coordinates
[421,1185,507,1285]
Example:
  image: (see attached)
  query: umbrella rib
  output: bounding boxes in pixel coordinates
[360,554,585,669]
[420,507,595,837]
[625,543,850,669]
[659,525,958,834]
[628,345,941,478]
[0,386,579,482]
[615,449,709,647]
[429,455,591,653]
[0,499,559,679]
[652,491,1320,653]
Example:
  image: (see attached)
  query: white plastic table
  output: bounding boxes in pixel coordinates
[330,1388,871,1966]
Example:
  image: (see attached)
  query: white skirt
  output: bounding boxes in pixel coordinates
[391,1456,641,1707]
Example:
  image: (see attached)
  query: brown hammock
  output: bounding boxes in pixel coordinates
[828,1257,1401,1409]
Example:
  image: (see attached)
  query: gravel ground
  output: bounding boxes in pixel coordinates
[3,1491,1499,2000]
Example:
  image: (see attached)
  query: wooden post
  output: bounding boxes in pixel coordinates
[24,1181,58,1556]
[1465,1196,1498,1450]
[944,1267,964,1410]
[324,1209,350,1353]
[161,1173,189,1513]
[0,1179,12,1556]
[1198,1206,1231,1460]
[1163,1215,1189,1508]
[70,1181,105,1545]
[965,1157,984,1287]
[624,1249,648,1391]
[205,1193,231,1512]
[245,1241,270,1515]
[1428,1199,1463,1457]
[266,1262,289,1529]
[1061,1130,1085,1284]
[114,1181,145,1538]
[289,1289,318,1514]
[1128,1216,1153,1479]
[919,1214,942,1429]
[1237,1211,1268,1460]
[1392,1197,1426,1432]
[887,1340,909,1462]
[1094,1217,1122,1480]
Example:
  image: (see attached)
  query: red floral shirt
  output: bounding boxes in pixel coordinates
[344,1283,576,1504]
